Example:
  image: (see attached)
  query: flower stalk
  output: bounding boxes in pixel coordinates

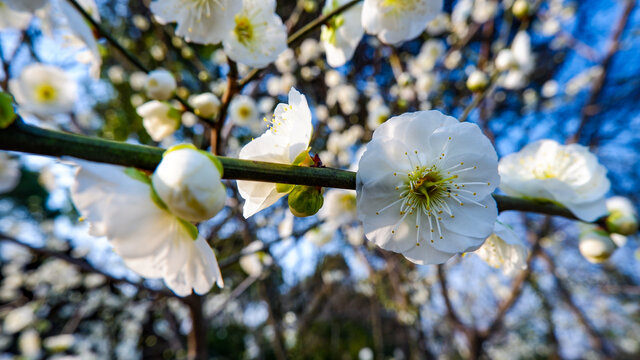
[0,119,585,221]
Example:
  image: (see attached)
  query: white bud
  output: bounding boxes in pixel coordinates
[512,0,531,19]
[466,70,489,91]
[145,69,177,100]
[136,100,180,141]
[189,92,221,118]
[152,146,226,222]
[495,49,517,71]
[579,228,617,263]
[606,196,638,236]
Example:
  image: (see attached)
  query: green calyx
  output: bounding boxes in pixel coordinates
[0,92,17,129]
[288,185,324,217]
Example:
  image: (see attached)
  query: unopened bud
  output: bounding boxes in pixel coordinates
[288,185,324,217]
[495,49,517,71]
[579,228,617,264]
[512,0,531,20]
[189,92,221,118]
[0,92,17,129]
[605,196,638,236]
[137,100,180,141]
[152,144,226,222]
[466,70,489,92]
[145,69,177,100]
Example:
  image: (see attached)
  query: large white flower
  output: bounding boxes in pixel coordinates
[222,0,288,68]
[70,160,223,296]
[361,0,443,45]
[498,139,610,222]
[0,152,20,194]
[356,110,499,264]
[150,0,242,45]
[0,2,32,31]
[474,221,528,275]
[321,0,364,68]
[237,87,312,218]
[9,63,77,117]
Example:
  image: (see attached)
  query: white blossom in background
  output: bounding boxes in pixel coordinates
[298,38,322,65]
[188,92,220,118]
[18,328,41,359]
[321,0,364,67]
[3,305,35,334]
[222,0,287,68]
[59,0,102,78]
[356,110,499,264]
[136,100,180,141]
[145,69,176,101]
[3,0,47,12]
[606,196,638,236]
[496,30,535,89]
[43,334,75,352]
[474,221,528,275]
[579,226,617,263]
[499,139,610,221]
[361,0,443,45]
[0,152,20,194]
[471,0,498,23]
[409,39,445,77]
[9,63,77,117]
[70,160,224,296]
[229,95,258,126]
[319,189,358,228]
[367,104,390,130]
[451,0,473,37]
[0,2,32,30]
[152,145,226,222]
[237,88,313,218]
[150,0,242,44]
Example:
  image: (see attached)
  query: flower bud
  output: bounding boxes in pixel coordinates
[0,91,17,129]
[605,196,638,236]
[288,185,324,217]
[512,0,531,20]
[495,49,517,71]
[145,69,177,100]
[466,70,489,92]
[152,145,226,222]
[189,92,221,118]
[137,100,180,141]
[579,228,617,264]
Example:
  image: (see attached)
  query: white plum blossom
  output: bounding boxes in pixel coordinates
[0,2,32,31]
[3,305,35,334]
[59,0,102,78]
[189,92,220,118]
[362,0,443,45]
[0,152,20,194]
[498,139,610,221]
[579,226,617,264]
[367,104,390,130]
[605,196,638,236]
[237,88,312,218]
[497,30,535,89]
[9,63,78,117]
[145,69,177,101]
[70,160,224,296]
[152,145,226,223]
[222,0,288,68]
[474,221,528,275]
[150,0,242,45]
[229,95,258,126]
[321,0,364,68]
[3,0,47,12]
[319,189,358,228]
[136,100,180,142]
[356,110,499,264]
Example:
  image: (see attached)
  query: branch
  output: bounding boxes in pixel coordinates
[0,119,597,222]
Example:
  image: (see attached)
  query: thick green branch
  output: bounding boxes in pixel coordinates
[0,121,587,221]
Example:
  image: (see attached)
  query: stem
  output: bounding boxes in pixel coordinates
[0,120,593,222]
